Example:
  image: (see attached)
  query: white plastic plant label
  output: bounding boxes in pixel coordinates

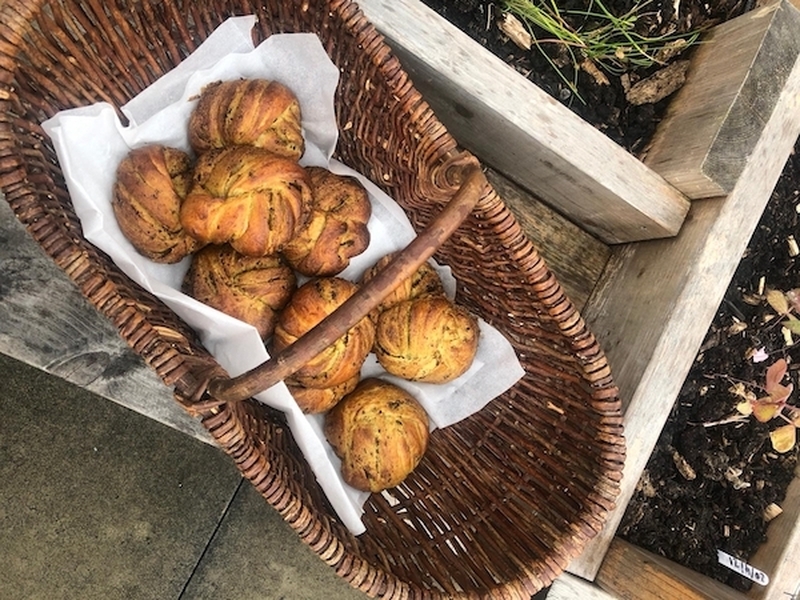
[717,549,770,586]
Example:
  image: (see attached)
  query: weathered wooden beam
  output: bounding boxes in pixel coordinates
[548,572,619,600]
[0,199,212,444]
[356,0,690,244]
[745,461,800,600]
[596,539,749,600]
[484,168,611,309]
[644,0,800,198]
[570,17,800,580]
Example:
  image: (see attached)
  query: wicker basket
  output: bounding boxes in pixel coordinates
[0,1,626,597]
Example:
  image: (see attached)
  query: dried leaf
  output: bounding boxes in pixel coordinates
[735,400,753,416]
[788,235,799,257]
[770,424,797,453]
[742,293,763,306]
[765,359,788,392]
[752,398,782,422]
[728,318,748,335]
[783,314,800,335]
[787,288,800,313]
[766,289,790,315]
[653,38,689,63]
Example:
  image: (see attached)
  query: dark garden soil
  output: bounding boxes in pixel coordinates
[421,0,752,155]
[421,0,800,591]
[618,145,800,591]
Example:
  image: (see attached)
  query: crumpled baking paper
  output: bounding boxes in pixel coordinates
[41,16,525,534]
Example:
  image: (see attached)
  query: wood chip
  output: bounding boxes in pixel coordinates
[783,325,794,346]
[498,13,532,51]
[671,449,697,480]
[789,235,799,257]
[581,59,610,86]
[654,39,690,63]
[763,502,783,521]
[725,466,751,490]
[625,60,690,105]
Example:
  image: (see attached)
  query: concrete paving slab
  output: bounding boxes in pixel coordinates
[0,352,240,599]
[183,482,369,599]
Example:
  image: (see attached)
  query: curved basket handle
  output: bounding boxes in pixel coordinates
[198,164,487,407]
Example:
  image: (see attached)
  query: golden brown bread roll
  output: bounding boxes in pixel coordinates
[182,244,296,339]
[324,378,429,492]
[286,373,360,414]
[188,79,304,160]
[282,167,371,276]
[360,252,445,317]
[180,146,312,257]
[272,277,375,388]
[112,144,203,263]
[374,295,479,383]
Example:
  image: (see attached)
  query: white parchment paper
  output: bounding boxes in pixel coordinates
[41,17,524,534]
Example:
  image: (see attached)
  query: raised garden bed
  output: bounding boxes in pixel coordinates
[356,0,800,597]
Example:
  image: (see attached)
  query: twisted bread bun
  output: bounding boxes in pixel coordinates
[188,79,304,160]
[360,252,445,317]
[286,373,360,414]
[112,145,203,263]
[283,167,371,276]
[324,378,429,492]
[182,244,296,339]
[374,295,479,383]
[272,277,375,388]
[180,146,312,257]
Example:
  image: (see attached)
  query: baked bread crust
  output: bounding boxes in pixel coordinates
[272,277,375,388]
[180,146,312,257]
[182,244,296,339]
[112,145,203,263]
[188,79,304,160]
[360,252,445,317]
[324,378,430,492]
[374,295,479,383]
[286,373,360,414]
[283,167,371,276]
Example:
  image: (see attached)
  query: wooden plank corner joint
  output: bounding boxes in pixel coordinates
[356,0,690,245]
[644,0,800,199]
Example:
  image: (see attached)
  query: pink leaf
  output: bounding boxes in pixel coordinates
[765,359,788,391]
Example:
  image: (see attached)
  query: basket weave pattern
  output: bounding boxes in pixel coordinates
[0,1,625,597]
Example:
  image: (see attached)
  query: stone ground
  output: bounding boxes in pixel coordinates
[0,351,370,600]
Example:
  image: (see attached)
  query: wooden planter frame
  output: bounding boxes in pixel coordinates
[335,1,800,598]
[1,0,799,598]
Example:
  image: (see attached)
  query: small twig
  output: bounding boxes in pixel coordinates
[690,413,750,428]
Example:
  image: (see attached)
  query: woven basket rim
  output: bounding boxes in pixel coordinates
[0,1,626,598]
